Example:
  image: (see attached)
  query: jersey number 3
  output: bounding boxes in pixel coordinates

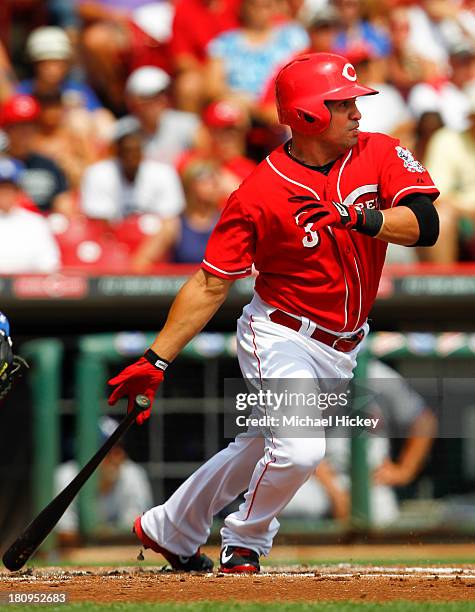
[302,223,320,248]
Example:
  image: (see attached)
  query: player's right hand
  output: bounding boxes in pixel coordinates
[108,356,165,425]
[294,200,360,232]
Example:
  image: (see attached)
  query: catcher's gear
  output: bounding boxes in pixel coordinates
[275,52,378,135]
[108,350,168,425]
[0,311,10,337]
[292,197,383,237]
[0,314,29,401]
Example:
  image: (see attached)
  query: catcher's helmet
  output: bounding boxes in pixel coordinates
[275,52,378,135]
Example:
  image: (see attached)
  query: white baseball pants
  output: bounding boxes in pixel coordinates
[141,293,364,556]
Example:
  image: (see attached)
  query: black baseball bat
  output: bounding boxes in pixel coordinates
[2,394,151,571]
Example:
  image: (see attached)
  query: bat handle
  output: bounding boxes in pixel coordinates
[129,394,151,423]
[134,394,151,414]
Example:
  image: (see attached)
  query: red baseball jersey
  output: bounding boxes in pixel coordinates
[202,133,439,333]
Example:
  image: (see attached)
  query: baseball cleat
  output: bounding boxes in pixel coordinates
[219,545,260,573]
[133,516,213,572]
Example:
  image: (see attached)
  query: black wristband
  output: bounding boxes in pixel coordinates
[144,349,170,371]
[354,208,384,237]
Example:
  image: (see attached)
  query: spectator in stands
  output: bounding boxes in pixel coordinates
[19,27,99,113]
[80,118,184,221]
[304,5,341,54]
[132,160,221,271]
[17,26,114,147]
[413,110,444,164]
[423,87,475,262]
[256,5,342,126]
[171,0,241,112]
[79,0,175,113]
[331,0,391,59]
[206,0,308,114]
[281,360,437,526]
[55,417,153,545]
[32,90,96,190]
[404,0,475,67]
[349,47,414,143]
[178,100,257,202]
[386,6,438,100]
[0,157,60,273]
[124,66,200,166]
[408,42,475,133]
[0,94,70,213]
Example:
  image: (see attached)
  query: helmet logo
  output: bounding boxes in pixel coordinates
[342,63,357,82]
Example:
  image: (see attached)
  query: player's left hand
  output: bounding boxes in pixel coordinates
[295,200,361,232]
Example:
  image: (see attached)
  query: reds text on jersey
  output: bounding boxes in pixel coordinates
[202,133,439,333]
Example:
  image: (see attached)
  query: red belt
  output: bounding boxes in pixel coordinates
[268,309,365,353]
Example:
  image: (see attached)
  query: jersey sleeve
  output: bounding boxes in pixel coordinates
[377,136,440,208]
[201,191,255,279]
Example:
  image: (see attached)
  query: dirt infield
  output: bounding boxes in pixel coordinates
[1,544,475,604]
[1,564,475,603]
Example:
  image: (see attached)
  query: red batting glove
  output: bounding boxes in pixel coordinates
[294,200,360,232]
[108,351,168,425]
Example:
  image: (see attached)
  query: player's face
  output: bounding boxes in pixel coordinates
[322,98,361,150]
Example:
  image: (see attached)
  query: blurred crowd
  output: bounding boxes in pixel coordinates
[0,0,475,273]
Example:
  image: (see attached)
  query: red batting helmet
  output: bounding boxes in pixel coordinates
[275,52,378,135]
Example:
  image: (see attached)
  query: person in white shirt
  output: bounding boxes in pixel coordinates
[406,1,475,67]
[348,50,413,140]
[124,66,200,166]
[80,119,185,221]
[0,158,60,273]
[408,43,475,133]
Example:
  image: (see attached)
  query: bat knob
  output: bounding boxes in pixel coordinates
[135,394,151,412]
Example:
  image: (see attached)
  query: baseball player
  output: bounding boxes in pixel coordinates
[108,53,440,573]
[0,312,28,402]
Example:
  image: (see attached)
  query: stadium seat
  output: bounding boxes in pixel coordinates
[112,213,162,254]
[48,214,131,272]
